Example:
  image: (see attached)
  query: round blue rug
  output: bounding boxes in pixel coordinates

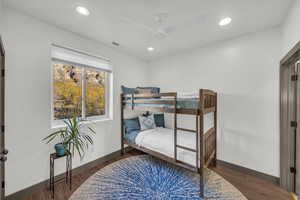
[70,155,247,200]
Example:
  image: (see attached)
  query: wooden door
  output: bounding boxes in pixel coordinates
[280,59,297,192]
[280,43,300,193]
[296,60,300,195]
[0,36,6,200]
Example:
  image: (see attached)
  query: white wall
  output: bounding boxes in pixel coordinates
[148,28,282,177]
[0,0,3,14]
[0,0,3,33]
[283,0,300,53]
[1,8,149,195]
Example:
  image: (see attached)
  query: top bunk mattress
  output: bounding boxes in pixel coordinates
[125,98,199,110]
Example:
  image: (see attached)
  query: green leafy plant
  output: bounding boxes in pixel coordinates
[43,116,96,159]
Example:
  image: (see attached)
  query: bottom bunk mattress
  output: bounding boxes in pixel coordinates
[131,127,200,167]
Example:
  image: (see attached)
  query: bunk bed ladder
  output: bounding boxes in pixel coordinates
[173,95,200,172]
[173,94,197,164]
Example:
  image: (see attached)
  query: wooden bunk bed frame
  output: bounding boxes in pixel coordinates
[120,89,217,198]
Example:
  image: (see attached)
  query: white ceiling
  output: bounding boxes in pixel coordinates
[4,0,294,61]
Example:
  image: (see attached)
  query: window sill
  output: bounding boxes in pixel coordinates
[51,117,113,130]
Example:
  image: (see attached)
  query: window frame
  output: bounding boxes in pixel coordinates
[51,58,113,128]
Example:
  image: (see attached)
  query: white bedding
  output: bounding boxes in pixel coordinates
[135,127,199,167]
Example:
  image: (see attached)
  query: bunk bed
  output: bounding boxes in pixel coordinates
[120,88,217,198]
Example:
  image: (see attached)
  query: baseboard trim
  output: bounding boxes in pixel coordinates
[6,148,129,200]
[217,159,280,185]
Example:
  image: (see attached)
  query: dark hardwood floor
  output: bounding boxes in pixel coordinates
[24,150,291,200]
[211,166,291,200]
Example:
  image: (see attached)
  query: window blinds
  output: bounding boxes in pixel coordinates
[51,44,112,72]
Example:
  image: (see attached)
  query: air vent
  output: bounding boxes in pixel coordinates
[112,41,120,47]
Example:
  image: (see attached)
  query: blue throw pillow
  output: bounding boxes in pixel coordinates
[124,118,140,133]
[121,86,136,94]
[139,114,156,131]
[154,114,165,127]
[124,130,140,143]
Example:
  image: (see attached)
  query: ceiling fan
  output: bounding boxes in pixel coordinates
[120,12,174,39]
[119,13,207,40]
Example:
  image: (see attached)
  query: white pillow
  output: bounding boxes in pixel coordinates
[138,114,156,131]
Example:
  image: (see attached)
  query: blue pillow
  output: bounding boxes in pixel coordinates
[137,87,160,94]
[124,118,140,133]
[123,130,140,143]
[121,86,136,94]
[139,115,156,131]
[154,114,165,127]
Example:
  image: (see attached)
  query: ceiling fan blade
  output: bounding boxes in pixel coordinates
[118,14,180,40]
[119,17,156,34]
[173,15,208,30]
[163,26,176,34]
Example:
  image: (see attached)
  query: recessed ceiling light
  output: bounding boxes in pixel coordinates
[147,47,155,52]
[219,17,232,26]
[76,6,90,16]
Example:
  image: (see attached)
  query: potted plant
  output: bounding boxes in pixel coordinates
[43,116,96,159]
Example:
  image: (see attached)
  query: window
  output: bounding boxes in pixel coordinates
[51,45,112,127]
[53,63,83,119]
[85,69,107,117]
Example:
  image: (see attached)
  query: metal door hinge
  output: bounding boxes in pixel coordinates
[290,167,296,174]
[1,181,4,189]
[1,69,4,77]
[1,125,4,133]
[0,156,7,162]
[295,60,300,73]
[291,121,297,127]
[292,75,298,81]
[2,149,8,155]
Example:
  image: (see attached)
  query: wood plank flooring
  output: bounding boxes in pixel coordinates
[211,166,291,200]
[24,150,291,200]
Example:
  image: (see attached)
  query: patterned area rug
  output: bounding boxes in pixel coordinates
[69,155,247,200]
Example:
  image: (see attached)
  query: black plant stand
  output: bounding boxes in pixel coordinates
[49,152,72,199]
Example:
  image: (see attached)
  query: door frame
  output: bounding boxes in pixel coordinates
[280,41,300,192]
[0,36,5,200]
